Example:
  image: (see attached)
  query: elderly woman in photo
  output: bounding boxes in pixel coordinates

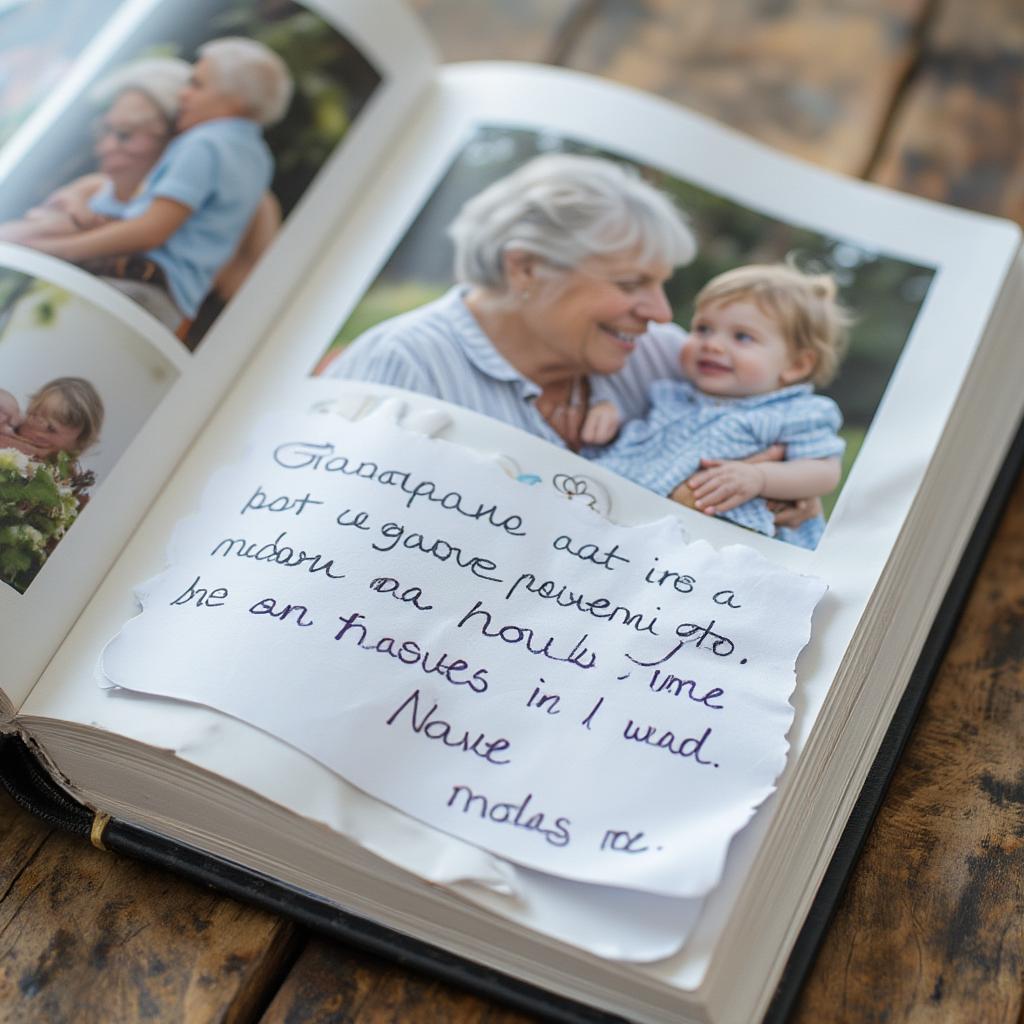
[328,153,696,454]
[0,58,190,245]
[327,153,829,523]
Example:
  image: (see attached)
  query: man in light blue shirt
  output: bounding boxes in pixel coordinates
[33,37,292,333]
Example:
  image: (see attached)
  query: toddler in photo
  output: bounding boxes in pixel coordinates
[0,378,104,593]
[31,38,293,332]
[588,263,849,548]
[3,377,104,462]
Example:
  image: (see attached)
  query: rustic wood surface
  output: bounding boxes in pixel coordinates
[0,810,298,1022]
[3,1,1024,1021]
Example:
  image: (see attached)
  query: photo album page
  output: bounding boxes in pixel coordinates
[0,0,434,706]
[20,48,1022,1017]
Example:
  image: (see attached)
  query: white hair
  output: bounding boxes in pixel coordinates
[198,37,294,126]
[448,153,697,289]
[90,57,191,123]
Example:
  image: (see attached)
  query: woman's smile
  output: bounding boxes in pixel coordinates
[522,251,674,376]
[599,324,639,353]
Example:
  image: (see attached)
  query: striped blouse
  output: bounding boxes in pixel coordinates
[325,285,684,448]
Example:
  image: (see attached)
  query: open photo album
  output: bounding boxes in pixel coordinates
[1,1,1022,1022]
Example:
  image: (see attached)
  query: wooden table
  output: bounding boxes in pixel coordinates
[3,2,1023,1020]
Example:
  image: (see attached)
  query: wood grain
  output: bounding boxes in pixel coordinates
[409,0,935,175]
[260,937,537,1023]
[559,0,932,175]
[870,0,1024,219]
[0,793,51,905]
[0,821,298,1023]
[793,475,1024,1024]
[408,0,586,63]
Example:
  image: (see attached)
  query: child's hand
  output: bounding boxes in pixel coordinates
[581,400,622,446]
[687,458,765,515]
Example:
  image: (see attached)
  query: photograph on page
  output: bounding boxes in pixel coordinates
[0,0,382,350]
[313,123,935,550]
[0,0,122,149]
[0,263,177,594]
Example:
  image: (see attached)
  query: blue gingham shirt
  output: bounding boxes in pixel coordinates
[327,285,685,446]
[593,379,845,548]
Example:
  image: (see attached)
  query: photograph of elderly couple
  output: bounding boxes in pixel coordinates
[0,267,177,594]
[0,0,381,350]
[316,125,934,550]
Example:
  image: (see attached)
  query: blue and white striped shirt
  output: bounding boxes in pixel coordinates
[325,286,684,448]
[592,379,845,547]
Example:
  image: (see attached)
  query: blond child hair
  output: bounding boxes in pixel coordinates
[693,263,851,387]
[29,377,104,454]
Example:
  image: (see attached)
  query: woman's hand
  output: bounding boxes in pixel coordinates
[768,497,823,528]
[668,479,698,508]
[12,176,109,235]
[688,459,765,514]
[580,400,621,446]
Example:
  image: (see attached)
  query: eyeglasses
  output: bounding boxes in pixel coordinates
[91,117,168,145]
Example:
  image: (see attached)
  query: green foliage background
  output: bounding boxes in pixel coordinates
[325,126,934,514]
[0,269,74,344]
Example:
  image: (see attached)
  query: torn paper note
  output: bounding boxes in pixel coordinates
[103,409,826,899]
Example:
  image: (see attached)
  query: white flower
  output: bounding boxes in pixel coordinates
[15,524,45,550]
[0,447,31,477]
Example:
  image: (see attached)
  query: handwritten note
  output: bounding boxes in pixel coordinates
[103,408,826,898]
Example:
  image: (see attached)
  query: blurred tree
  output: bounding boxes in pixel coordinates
[0,271,71,343]
[0,269,33,342]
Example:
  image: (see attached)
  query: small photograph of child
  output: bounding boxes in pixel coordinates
[314,126,935,550]
[0,0,382,350]
[0,268,177,594]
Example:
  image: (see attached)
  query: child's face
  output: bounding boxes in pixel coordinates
[177,58,250,131]
[0,390,21,434]
[682,299,814,398]
[19,394,82,455]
